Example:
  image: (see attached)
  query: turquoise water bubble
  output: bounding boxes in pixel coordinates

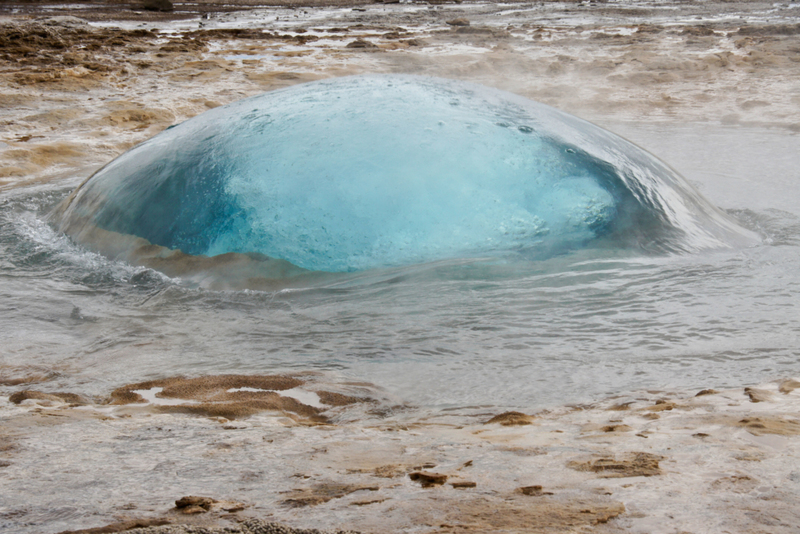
[54,75,756,274]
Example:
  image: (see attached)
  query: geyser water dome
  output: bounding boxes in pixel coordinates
[53,75,755,278]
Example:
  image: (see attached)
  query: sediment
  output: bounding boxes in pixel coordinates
[5,376,800,533]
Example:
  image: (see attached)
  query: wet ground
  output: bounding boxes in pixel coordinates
[2,1,800,533]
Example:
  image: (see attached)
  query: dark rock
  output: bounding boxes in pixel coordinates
[345,39,378,49]
[446,18,470,27]
[55,519,170,534]
[744,387,772,403]
[9,390,88,405]
[569,452,663,478]
[281,483,378,507]
[179,505,207,514]
[601,424,632,433]
[316,391,370,406]
[409,471,448,487]
[695,389,718,396]
[142,0,173,12]
[174,495,215,510]
[485,411,534,426]
[779,379,800,394]
[517,485,554,496]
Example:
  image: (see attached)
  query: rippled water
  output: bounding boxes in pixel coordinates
[1,122,798,411]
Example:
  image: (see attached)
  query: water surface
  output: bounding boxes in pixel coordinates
[1,123,798,410]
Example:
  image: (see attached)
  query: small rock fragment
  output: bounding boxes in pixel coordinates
[409,471,448,487]
[450,481,477,489]
[607,402,633,411]
[142,0,173,11]
[517,485,554,496]
[568,452,663,478]
[485,411,534,426]
[744,387,773,403]
[9,390,88,405]
[736,416,800,436]
[601,424,632,433]
[346,39,378,49]
[373,464,404,478]
[778,379,800,394]
[645,402,674,412]
[695,389,718,396]
[175,495,215,511]
[55,518,171,533]
[447,18,470,27]
[180,505,207,514]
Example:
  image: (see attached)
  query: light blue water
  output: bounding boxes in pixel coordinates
[53,76,755,275]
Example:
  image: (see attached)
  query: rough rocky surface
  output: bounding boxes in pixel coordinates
[9,390,89,405]
[568,452,664,478]
[484,410,535,426]
[108,375,333,423]
[125,518,361,534]
[282,483,380,508]
[408,471,448,487]
[4,376,800,533]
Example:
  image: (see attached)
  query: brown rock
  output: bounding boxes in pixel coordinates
[744,387,773,403]
[436,496,624,531]
[350,498,385,506]
[142,0,173,12]
[373,464,405,478]
[601,424,632,433]
[222,503,246,512]
[450,481,477,489]
[485,411,534,426]
[736,416,800,436]
[316,391,370,406]
[695,389,718,396]
[346,39,377,49]
[56,519,170,534]
[644,401,675,412]
[409,471,448,487]
[175,495,215,510]
[447,18,470,27]
[281,483,378,507]
[682,25,716,37]
[607,402,633,411]
[9,390,87,405]
[108,375,328,422]
[569,452,663,478]
[0,374,51,386]
[517,485,553,496]
[778,379,800,394]
[179,505,207,514]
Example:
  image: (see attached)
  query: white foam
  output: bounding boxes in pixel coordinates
[132,387,196,406]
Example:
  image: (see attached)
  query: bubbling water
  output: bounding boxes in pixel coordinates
[52,75,757,278]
